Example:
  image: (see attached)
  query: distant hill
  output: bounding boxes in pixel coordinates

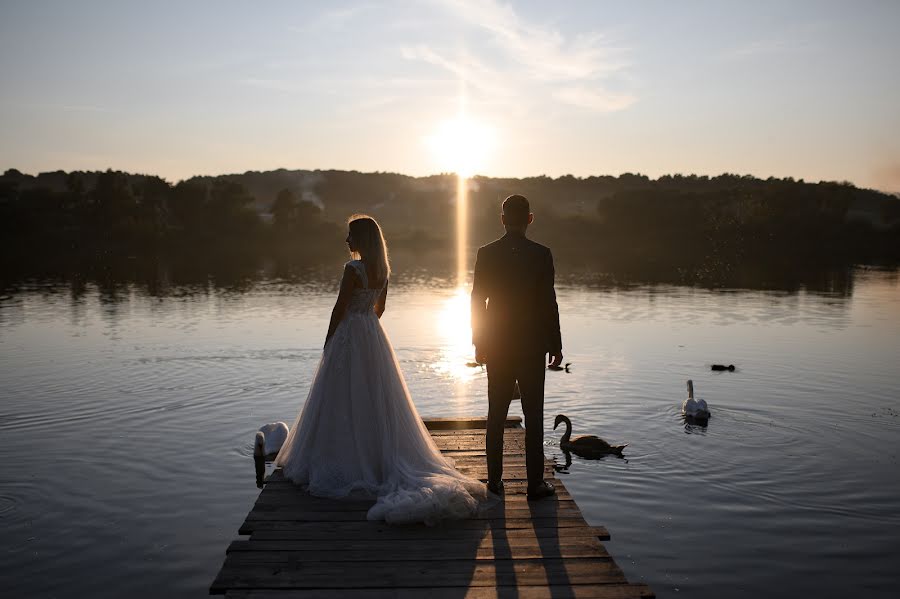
[3,167,898,286]
[6,167,897,234]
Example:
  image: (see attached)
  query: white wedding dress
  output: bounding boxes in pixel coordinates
[275,260,488,525]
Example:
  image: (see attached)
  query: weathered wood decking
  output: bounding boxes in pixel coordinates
[211,416,653,598]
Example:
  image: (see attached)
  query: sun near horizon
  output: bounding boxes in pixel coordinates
[3,2,899,191]
[426,114,497,180]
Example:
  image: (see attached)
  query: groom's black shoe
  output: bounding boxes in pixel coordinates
[527,480,556,500]
[487,479,504,495]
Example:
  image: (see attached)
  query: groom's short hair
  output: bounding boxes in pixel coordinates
[502,194,530,227]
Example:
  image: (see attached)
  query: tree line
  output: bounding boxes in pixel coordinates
[2,167,898,286]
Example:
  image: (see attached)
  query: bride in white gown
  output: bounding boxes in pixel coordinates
[275,214,489,525]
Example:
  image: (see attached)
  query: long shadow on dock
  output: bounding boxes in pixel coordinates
[210,417,654,598]
[529,497,571,599]
[487,510,516,598]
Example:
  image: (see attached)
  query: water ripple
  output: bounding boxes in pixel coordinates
[1,269,899,599]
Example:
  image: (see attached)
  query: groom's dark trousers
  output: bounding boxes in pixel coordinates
[486,351,546,485]
[471,232,562,488]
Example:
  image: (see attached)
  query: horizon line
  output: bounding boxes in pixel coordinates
[4,165,896,195]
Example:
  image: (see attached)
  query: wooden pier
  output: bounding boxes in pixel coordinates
[210,416,653,598]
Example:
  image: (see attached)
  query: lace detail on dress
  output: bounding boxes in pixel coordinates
[346,260,382,315]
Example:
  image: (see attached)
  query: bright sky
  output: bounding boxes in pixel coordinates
[1,0,899,190]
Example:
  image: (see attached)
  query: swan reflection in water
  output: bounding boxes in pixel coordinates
[254,454,266,488]
[554,414,627,457]
[551,414,628,474]
[683,420,710,434]
[553,446,627,474]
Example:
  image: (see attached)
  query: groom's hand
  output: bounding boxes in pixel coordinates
[475,347,487,365]
[549,351,564,369]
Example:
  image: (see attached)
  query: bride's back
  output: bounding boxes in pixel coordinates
[347,260,384,313]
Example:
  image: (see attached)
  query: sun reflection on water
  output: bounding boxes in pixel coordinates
[432,287,481,384]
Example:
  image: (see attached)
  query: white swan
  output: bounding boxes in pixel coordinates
[682,380,710,421]
[254,422,290,457]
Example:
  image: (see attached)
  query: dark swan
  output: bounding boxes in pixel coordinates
[553,414,627,457]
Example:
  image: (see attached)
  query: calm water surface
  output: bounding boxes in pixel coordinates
[1,267,899,598]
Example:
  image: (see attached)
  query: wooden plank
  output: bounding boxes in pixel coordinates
[429,437,525,445]
[264,469,555,487]
[444,458,553,466]
[252,488,572,503]
[431,438,526,450]
[263,462,559,480]
[248,526,611,543]
[424,416,522,430]
[441,451,530,458]
[242,508,587,523]
[263,471,553,484]
[443,457,555,467]
[227,536,610,558]
[211,557,627,591]
[261,463,555,484]
[261,475,563,492]
[210,417,641,597]
[239,516,591,535]
[224,585,655,599]
[428,428,525,436]
[249,494,580,512]
[430,439,525,447]
[246,498,584,519]
[256,483,575,502]
[431,435,530,445]
[251,494,580,511]
[429,428,523,437]
[225,542,610,561]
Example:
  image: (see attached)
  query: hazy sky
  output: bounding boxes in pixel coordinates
[2,0,899,190]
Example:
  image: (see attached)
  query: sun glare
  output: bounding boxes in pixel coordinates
[433,287,478,381]
[426,116,495,178]
[426,113,495,286]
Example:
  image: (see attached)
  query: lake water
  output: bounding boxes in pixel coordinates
[1,264,899,598]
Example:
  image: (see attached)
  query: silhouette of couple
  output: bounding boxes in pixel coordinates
[275,195,563,524]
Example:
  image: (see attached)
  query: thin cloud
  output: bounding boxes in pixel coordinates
[400,45,513,100]
[730,38,798,58]
[238,78,305,93]
[440,0,627,80]
[723,22,825,61]
[415,0,634,112]
[553,87,636,112]
[288,4,373,33]
[60,105,110,113]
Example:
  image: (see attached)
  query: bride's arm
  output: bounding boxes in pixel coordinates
[324,264,358,347]
[375,280,389,319]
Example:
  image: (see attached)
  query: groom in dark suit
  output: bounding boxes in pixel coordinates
[471,194,563,500]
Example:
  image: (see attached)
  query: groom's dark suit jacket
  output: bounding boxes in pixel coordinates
[471,232,562,359]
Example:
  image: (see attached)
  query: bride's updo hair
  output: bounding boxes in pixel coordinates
[348,214,391,284]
